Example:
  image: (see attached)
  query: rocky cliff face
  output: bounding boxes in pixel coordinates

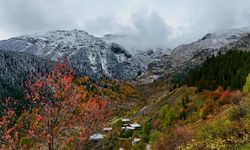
[0,30,144,80]
[139,27,250,83]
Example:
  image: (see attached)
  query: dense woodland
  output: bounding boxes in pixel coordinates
[182,50,250,91]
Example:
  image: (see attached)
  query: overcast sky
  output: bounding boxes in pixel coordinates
[0,0,250,48]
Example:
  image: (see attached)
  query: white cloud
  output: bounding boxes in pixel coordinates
[0,0,249,48]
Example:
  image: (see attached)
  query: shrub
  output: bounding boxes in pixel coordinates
[200,99,217,119]
[149,130,160,146]
[113,119,123,128]
[243,73,250,95]
[187,112,200,123]
[188,119,250,149]
[141,123,152,143]
[219,90,231,105]
[120,130,134,138]
[245,99,250,118]
[154,126,192,150]
[160,104,176,128]
[120,141,132,150]
[132,142,146,150]
[230,90,242,104]
[207,86,223,100]
[197,119,232,139]
[229,106,246,121]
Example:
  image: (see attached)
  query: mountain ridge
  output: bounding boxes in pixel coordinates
[138,27,250,83]
[1,27,250,84]
[0,30,145,80]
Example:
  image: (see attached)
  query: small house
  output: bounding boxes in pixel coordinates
[89,134,103,141]
[129,123,141,129]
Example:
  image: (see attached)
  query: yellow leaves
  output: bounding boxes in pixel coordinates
[75,76,90,84]
[75,85,87,100]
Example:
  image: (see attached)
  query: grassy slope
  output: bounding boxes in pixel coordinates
[120,83,250,149]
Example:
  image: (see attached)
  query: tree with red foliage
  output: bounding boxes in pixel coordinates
[207,86,224,100]
[219,90,231,104]
[0,97,20,149]
[1,58,111,149]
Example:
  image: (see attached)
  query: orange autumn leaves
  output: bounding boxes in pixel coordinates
[207,86,242,104]
[0,58,111,150]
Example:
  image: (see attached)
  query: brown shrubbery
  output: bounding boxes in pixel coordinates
[154,126,192,150]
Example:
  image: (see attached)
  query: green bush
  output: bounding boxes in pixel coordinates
[113,119,123,128]
[187,112,200,123]
[132,142,146,150]
[141,123,152,143]
[160,104,175,128]
[243,73,250,95]
[190,119,250,149]
[149,130,160,146]
[197,119,233,139]
[120,130,134,138]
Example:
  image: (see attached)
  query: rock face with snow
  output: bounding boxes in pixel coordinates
[134,48,172,70]
[0,30,143,80]
[139,27,250,83]
[102,33,173,75]
[171,27,250,67]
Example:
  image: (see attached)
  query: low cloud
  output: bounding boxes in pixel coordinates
[91,10,173,51]
[0,0,250,49]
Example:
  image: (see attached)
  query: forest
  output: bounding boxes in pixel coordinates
[182,50,250,91]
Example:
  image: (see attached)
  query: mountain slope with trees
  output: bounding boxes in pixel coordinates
[182,50,250,91]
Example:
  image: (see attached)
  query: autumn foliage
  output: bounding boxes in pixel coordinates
[0,58,111,149]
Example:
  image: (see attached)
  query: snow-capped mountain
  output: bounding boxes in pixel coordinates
[171,27,250,66]
[139,27,250,83]
[2,27,250,84]
[0,30,144,80]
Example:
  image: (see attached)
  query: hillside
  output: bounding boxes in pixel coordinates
[0,50,52,99]
[181,50,250,91]
[100,50,250,149]
[2,28,250,149]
